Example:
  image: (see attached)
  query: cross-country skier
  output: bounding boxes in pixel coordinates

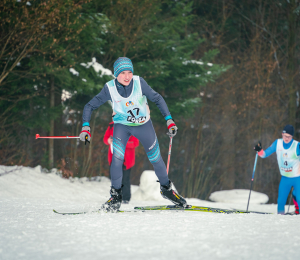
[79,57,187,211]
[254,125,300,214]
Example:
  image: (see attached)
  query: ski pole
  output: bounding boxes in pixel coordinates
[36,134,80,139]
[287,187,294,214]
[246,153,258,212]
[36,133,89,144]
[166,135,173,175]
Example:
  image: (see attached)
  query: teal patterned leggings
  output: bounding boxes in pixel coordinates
[110,120,169,189]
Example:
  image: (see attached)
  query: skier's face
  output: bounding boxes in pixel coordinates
[282,133,293,143]
[117,70,133,86]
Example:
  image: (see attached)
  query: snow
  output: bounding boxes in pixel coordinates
[61,89,72,101]
[132,170,165,201]
[80,57,114,78]
[182,60,204,65]
[69,68,79,76]
[209,189,269,204]
[0,165,299,260]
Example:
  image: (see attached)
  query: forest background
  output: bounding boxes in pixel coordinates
[1,0,299,203]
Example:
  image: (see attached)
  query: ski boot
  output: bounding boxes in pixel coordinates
[101,187,122,212]
[160,181,187,207]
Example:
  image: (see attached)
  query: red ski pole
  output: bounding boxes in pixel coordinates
[36,133,89,145]
[35,134,80,139]
[166,135,173,175]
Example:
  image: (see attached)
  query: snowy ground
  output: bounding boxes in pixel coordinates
[0,166,299,260]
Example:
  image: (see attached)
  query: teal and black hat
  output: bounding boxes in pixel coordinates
[113,57,133,77]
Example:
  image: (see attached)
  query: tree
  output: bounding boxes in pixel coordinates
[0,0,94,165]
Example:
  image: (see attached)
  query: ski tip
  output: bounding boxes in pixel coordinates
[36,134,40,139]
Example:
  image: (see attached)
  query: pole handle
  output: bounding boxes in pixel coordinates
[85,135,90,145]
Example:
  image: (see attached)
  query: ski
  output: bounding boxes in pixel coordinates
[53,209,138,215]
[53,209,97,215]
[53,205,272,215]
[133,205,272,214]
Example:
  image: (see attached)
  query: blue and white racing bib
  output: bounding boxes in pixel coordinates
[107,76,150,126]
[276,139,300,177]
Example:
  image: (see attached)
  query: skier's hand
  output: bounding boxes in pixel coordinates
[79,126,91,143]
[254,141,262,152]
[167,119,178,137]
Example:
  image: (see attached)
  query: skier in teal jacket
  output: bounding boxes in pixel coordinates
[79,57,187,211]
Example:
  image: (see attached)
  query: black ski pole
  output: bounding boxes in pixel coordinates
[246,153,258,212]
[287,187,294,214]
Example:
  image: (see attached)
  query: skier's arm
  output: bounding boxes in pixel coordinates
[140,77,172,120]
[297,143,300,156]
[82,85,111,126]
[257,140,277,158]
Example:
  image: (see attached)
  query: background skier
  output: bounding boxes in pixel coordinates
[79,57,186,211]
[254,125,300,214]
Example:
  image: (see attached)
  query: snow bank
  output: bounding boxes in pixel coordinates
[209,189,269,204]
[0,166,269,205]
[0,165,111,202]
[131,170,165,201]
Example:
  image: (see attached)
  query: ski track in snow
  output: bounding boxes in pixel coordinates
[0,165,299,260]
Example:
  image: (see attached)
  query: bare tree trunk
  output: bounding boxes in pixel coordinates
[72,121,80,175]
[220,96,236,190]
[54,86,63,164]
[81,110,99,177]
[49,77,55,169]
[287,0,297,124]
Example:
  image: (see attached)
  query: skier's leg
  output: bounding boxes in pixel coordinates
[102,124,131,211]
[122,167,131,202]
[277,176,293,214]
[132,120,187,207]
[110,124,131,189]
[292,176,300,214]
[132,120,169,186]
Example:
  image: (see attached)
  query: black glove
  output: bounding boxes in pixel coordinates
[254,141,262,152]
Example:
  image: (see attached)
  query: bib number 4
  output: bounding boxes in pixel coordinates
[127,108,146,124]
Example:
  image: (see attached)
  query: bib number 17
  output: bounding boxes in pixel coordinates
[127,108,146,124]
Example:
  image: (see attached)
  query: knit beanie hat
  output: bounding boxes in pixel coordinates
[113,57,134,77]
[282,125,294,136]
